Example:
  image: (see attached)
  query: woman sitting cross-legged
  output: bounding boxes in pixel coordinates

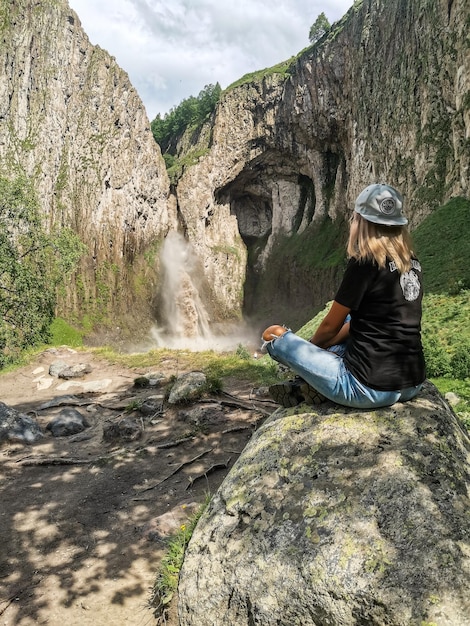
[262,183,426,410]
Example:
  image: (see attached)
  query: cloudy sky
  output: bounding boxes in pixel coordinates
[67,0,353,122]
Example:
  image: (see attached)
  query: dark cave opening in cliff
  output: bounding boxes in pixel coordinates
[226,192,272,321]
[227,173,318,324]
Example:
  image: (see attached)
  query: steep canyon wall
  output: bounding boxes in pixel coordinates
[0,0,176,337]
[0,0,468,337]
[175,0,469,327]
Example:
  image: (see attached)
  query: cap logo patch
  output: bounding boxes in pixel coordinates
[379,198,396,215]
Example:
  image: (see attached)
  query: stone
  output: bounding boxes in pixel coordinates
[49,361,92,379]
[35,376,54,391]
[139,396,164,416]
[57,364,93,379]
[56,379,112,392]
[38,395,83,410]
[178,382,470,626]
[49,361,69,377]
[177,405,227,429]
[46,408,90,437]
[167,372,207,405]
[0,402,44,444]
[102,417,143,442]
[445,391,460,406]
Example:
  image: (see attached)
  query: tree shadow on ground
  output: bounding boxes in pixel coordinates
[0,351,274,625]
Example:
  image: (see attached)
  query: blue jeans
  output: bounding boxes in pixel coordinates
[266,330,422,409]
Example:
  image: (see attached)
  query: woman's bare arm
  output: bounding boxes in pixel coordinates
[309,301,351,348]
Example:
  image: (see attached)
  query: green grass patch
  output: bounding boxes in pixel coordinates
[150,495,211,621]
[49,317,84,347]
[413,197,470,294]
[226,57,295,91]
[92,345,280,388]
[271,215,348,271]
[421,291,470,378]
[166,147,210,184]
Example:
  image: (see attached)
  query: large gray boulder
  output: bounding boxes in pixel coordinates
[178,381,470,625]
[0,402,44,444]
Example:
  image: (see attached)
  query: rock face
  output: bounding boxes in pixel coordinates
[178,381,470,625]
[0,0,176,331]
[174,0,470,325]
[1,0,468,333]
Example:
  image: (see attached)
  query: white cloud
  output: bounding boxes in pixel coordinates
[68,0,353,120]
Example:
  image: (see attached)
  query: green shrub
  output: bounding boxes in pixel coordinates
[449,342,470,380]
[422,335,451,378]
[151,83,221,153]
[0,176,86,368]
[0,176,54,366]
[236,343,251,360]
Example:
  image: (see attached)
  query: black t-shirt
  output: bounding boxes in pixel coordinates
[335,257,426,391]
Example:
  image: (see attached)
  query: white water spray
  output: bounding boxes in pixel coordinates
[151,231,258,351]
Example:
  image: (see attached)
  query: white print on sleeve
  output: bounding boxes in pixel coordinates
[389,259,422,272]
[400,270,421,301]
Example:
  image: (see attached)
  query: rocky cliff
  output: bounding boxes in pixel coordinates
[0,0,468,339]
[0,0,176,337]
[174,0,469,328]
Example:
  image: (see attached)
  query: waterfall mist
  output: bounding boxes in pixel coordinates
[150,231,258,351]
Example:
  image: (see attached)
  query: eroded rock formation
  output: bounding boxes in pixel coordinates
[174,0,469,326]
[0,0,176,334]
[0,0,468,335]
[178,381,470,625]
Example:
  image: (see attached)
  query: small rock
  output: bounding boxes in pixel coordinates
[134,376,150,387]
[49,360,68,377]
[56,379,112,392]
[35,376,54,390]
[49,361,92,379]
[46,408,90,437]
[134,372,168,388]
[178,405,226,428]
[445,391,460,406]
[103,417,143,442]
[139,396,164,415]
[253,386,270,398]
[168,372,207,405]
[59,364,93,379]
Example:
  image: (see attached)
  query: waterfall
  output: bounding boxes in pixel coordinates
[151,231,257,351]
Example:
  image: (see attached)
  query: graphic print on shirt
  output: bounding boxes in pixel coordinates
[399,270,421,301]
[389,259,422,302]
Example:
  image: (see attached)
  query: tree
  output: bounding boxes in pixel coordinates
[151,83,222,154]
[309,12,330,44]
[0,175,85,366]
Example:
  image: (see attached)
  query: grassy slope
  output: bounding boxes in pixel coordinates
[415,198,470,428]
[413,197,470,294]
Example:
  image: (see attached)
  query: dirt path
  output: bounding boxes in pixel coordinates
[0,347,275,625]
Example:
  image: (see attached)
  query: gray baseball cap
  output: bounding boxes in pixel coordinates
[354,184,408,226]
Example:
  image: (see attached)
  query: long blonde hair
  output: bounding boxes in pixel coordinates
[347,213,415,273]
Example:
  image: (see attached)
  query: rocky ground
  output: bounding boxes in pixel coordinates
[0,346,277,625]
